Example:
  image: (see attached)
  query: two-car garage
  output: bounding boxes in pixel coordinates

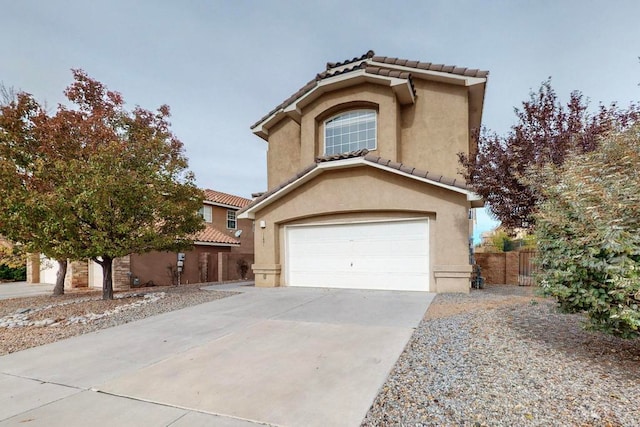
[285,218,430,292]
[239,156,478,293]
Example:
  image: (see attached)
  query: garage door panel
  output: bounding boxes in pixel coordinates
[289,271,429,291]
[286,219,429,291]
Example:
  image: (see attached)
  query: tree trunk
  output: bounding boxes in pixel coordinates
[53,259,67,296]
[101,256,114,300]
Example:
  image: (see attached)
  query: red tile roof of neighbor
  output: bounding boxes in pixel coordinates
[203,189,252,208]
[251,50,489,130]
[195,223,239,245]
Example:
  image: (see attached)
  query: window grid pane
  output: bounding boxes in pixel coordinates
[324,110,376,155]
[227,210,237,229]
[199,206,212,223]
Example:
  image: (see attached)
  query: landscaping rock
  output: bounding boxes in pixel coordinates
[0,284,237,355]
[362,285,640,426]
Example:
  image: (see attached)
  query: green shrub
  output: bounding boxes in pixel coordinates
[535,124,640,338]
[0,264,26,281]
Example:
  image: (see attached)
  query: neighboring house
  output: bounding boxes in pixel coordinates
[475,226,534,254]
[474,230,496,253]
[120,189,255,287]
[238,50,487,293]
[27,189,255,288]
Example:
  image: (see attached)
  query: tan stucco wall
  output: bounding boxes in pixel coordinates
[266,118,301,189]
[400,79,469,179]
[251,166,472,292]
[264,79,471,189]
[230,218,255,254]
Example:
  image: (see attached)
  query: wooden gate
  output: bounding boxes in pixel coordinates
[518,250,537,286]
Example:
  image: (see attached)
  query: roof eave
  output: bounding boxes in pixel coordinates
[362,158,478,196]
[202,200,244,210]
[194,241,240,247]
[469,196,485,208]
[251,70,415,139]
[238,166,323,219]
[238,157,480,219]
[369,60,487,87]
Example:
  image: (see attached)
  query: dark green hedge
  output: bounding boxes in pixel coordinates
[0,264,26,281]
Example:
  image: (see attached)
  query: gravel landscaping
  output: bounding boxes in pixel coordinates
[363,285,640,427]
[0,283,237,355]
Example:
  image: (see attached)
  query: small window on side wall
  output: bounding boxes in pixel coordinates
[324,110,376,155]
[198,205,212,223]
[227,210,237,229]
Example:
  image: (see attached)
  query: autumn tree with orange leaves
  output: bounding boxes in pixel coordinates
[0,70,204,299]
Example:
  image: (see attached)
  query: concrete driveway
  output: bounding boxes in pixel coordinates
[0,283,433,426]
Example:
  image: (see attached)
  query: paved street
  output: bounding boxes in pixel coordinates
[0,282,54,300]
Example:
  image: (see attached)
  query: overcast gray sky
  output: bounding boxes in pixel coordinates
[3,0,640,238]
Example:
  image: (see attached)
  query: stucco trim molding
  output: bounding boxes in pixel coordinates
[433,265,473,277]
[202,200,243,210]
[252,264,282,287]
[433,265,473,293]
[239,156,483,220]
[252,264,282,274]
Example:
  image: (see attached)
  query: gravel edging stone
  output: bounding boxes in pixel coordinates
[0,283,238,355]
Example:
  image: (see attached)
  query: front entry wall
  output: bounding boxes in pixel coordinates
[251,166,473,293]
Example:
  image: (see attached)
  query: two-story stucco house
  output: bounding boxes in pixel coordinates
[239,51,487,293]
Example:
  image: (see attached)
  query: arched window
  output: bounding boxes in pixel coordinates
[324,110,376,155]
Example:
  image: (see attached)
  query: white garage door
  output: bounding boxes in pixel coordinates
[286,218,429,291]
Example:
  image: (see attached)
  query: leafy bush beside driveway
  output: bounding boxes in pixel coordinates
[535,124,640,338]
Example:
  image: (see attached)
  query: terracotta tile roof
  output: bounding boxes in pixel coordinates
[372,55,489,78]
[195,223,239,245]
[363,65,412,79]
[251,78,318,130]
[315,149,371,163]
[362,153,469,190]
[203,189,252,208]
[317,63,417,97]
[238,150,472,215]
[251,50,487,130]
[325,50,375,70]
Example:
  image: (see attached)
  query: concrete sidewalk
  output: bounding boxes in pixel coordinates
[0,283,434,426]
[0,282,54,300]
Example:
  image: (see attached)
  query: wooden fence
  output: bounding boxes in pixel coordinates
[475,250,538,286]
